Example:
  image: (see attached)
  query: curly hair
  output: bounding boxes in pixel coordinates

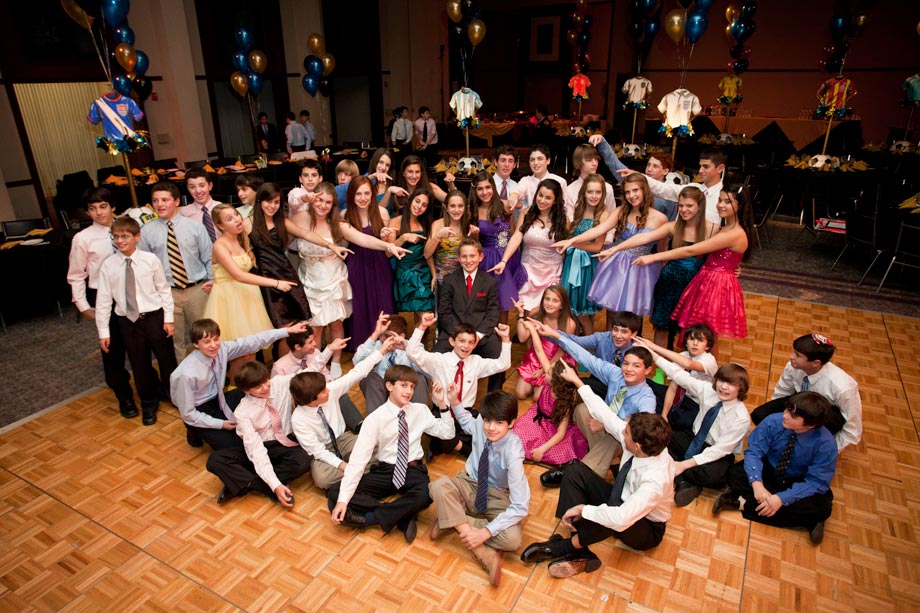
[520,178,568,241]
[549,361,578,427]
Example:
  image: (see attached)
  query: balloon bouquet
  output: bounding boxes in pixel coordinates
[63,0,153,208]
[228,26,274,155]
[301,33,335,98]
[566,0,593,122]
[719,2,758,133]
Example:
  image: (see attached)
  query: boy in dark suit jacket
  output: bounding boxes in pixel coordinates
[435,238,502,392]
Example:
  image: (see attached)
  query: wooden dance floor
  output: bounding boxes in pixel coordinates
[0,294,918,611]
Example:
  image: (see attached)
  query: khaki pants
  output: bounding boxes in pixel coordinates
[171,284,209,362]
[574,402,622,477]
[429,472,522,552]
[311,431,358,489]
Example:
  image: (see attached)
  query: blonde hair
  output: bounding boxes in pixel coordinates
[212,204,254,264]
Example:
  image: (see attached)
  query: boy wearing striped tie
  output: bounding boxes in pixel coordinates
[140,182,213,361]
[205,361,311,506]
[713,391,837,545]
[429,386,529,586]
[328,365,455,543]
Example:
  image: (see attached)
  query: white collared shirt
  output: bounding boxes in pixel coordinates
[179,198,223,236]
[336,398,455,505]
[95,249,174,338]
[648,178,722,224]
[67,221,115,311]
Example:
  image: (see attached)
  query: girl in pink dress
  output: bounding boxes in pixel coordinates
[633,182,754,340]
[513,285,579,401]
[512,323,589,465]
[490,178,568,310]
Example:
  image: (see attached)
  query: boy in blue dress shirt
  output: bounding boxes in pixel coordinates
[713,391,837,545]
[354,312,430,410]
[429,385,529,586]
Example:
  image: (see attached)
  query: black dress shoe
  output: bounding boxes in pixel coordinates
[398,515,418,543]
[186,427,203,448]
[119,399,139,419]
[548,549,601,578]
[711,488,740,515]
[142,410,157,426]
[674,482,703,508]
[341,508,367,529]
[521,534,564,564]
[809,521,825,545]
[540,468,565,488]
[217,486,235,505]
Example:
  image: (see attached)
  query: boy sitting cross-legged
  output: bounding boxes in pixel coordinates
[429,384,530,586]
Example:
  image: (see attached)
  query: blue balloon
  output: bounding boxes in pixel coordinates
[696,0,714,10]
[302,74,319,96]
[583,15,593,28]
[686,10,708,43]
[639,0,657,16]
[134,50,149,75]
[113,25,134,45]
[730,18,756,42]
[233,50,248,72]
[235,27,254,52]
[644,19,660,38]
[578,31,591,44]
[740,2,757,19]
[101,0,130,27]
[112,74,133,96]
[247,71,263,96]
[306,54,323,77]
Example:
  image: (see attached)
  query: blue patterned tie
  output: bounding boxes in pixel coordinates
[392,409,409,488]
[685,401,723,459]
[607,457,633,505]
[801,376,810,392]
[201,206,217,242]
[475,441,491,513]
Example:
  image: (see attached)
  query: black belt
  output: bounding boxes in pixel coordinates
[172,278,206,290]
[118,308,162,320]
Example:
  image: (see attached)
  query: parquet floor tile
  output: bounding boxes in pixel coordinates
[0,293,917,611]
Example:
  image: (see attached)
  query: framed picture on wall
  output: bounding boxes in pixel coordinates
[529,16,560,62]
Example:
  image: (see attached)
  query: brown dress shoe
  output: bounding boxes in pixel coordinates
[472,544,502,586]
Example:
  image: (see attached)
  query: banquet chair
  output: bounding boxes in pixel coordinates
[873,221,920,293]
[831,184,882,280]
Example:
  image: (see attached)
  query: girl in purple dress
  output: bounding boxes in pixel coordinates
[633,182,754,340]
[512,323,589,465]
[469,170,524,323]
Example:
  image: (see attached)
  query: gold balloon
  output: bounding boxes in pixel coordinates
[917,20,920,36]
[853,14,867,28]
[725,23,735,44]
[664,9,686,44]
[230,71,248,97]
[576,0,587,7]
[468,19,486,47]
[567,28,578,44]
[61,0,94,30]
[115,43,137,73]
[446,0,462,24]
[321,52,335,76]
[307,33,325,56]
[248,50,267,74]
[725,4,740,23]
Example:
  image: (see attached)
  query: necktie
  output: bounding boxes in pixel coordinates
[301,357,308,370]
[610,386,627,416]
[422,121,428,143]
[454,360,465,402]
[393,409,409,488]
[466,274,473,297]
[475,441,491,513]
[166,221,189,288]
[801,376,810,392]
[109,231,118,253]
[317,407,343,458]
[124,259,139,322]
[266,400,298,447]
[500,180,508,200]
[385,351,398,373]
[607,456,634,505]
[614,349,623,366]
[774,433,797,482]
[211,359,235,420]
[685,401,723,459]
[201,206,217,242]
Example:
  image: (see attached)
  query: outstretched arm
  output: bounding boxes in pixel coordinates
[596,220,675,262]
[633,227,744,267]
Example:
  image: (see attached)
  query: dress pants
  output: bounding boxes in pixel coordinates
[115,310,177,412]
[188,389,245,450]
[429,472,522,551]
[86,287,133,404]
[725,458,833,530]
[751,397,845,434]
[668,430,735,488]
[311,432,358,489]
[573,403,619,477]
[361,371,430,414]
[206,440,311,497]
[170,284,209,362]
[556,461,666,551]
[326,462,432,533]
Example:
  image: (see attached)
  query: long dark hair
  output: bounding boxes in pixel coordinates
[521,178,567,241]
[251,182,288,249]
[442,190,472,236]
[468,170,508,222]
[528,285,579,337]
[721,182,756,262]
[345,175,386,236]
[549,361,577,426]
[398,188,434,236]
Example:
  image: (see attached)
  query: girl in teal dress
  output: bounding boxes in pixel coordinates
[559,173,609,335]
[387,187,435,320]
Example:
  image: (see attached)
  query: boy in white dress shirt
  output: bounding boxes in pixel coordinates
[95,216,177,425]
[328,365,456,543]
[751,333,861,453]
[635,338,751,508]
[287,160,323,217]
[522,362,674,578]
[517,144,569,210]
[67,187,135,417]
[492,145,521,213]
[180,168,222,240]
[290,334,397,489]
[205,361,311,506]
